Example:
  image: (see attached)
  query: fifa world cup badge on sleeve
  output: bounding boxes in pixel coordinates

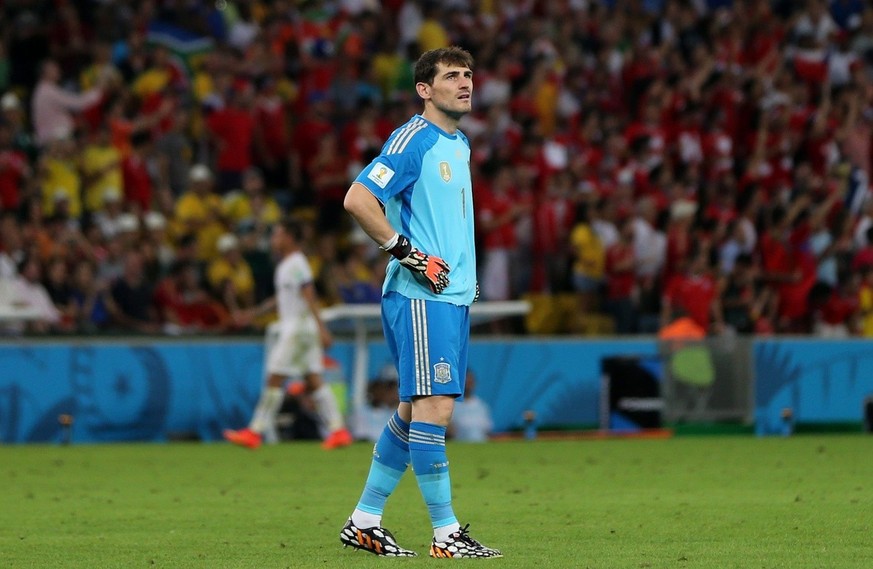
[368,162,395,188]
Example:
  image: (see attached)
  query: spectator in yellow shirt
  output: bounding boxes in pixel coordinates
[417,4,450,52]
[222,167,281,230]
[38,133,83,220]
[570,202,605,313]
[82,124,123,213]
[207,232,255,313]
[174,164,226,261]
[859,267,873,338]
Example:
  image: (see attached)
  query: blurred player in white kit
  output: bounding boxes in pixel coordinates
[223,217,352,450]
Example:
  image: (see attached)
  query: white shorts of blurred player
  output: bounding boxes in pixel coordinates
[265,320,324,376]
[262,321,324,442]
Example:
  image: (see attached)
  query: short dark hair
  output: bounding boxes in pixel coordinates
[414,46,474,85]
[278,217,304,242]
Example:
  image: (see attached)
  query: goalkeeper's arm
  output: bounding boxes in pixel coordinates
[344,182,451,294]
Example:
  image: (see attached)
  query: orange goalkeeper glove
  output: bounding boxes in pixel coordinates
[383,233,451,294]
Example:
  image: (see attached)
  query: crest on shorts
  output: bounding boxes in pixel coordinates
[433,362,452,383]
[439,161,452,182]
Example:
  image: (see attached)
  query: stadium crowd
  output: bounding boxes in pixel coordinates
[1,0,873,337]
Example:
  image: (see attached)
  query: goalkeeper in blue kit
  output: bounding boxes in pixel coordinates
[339,46,501,559]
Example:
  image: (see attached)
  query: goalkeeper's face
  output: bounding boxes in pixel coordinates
[422,62,473,120]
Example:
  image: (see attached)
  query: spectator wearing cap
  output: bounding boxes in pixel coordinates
[1,92,37,164]
[113,212,142,251]
[207,232,255,314]
[92,190,126,238]
[174,164,226,262]
[31,59,103,146]
[206,80,256,194]
[89,210,136,284]
[37,131,82,220]
[142,211,175,275]
[663,199,698,283]
[82,123,123,214]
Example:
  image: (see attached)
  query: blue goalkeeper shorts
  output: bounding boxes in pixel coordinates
[381,292,469,402]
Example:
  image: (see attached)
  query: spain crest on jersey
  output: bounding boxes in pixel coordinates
[433,362,452,383]
[439,161,452,182]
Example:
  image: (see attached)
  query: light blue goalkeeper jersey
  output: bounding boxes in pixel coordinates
[354,114,476,306]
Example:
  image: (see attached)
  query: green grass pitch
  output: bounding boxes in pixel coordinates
[2,436,871,568]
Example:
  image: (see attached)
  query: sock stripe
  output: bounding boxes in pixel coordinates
[387,415,409,443]
[409,422,456,531]
[409,430,444,445]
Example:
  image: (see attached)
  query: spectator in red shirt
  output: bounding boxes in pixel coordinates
[534,171,575,292]
[808,276,860,339]
[252,78,291,190]
[207,82,256,194]
[661,247,723,334]
[0,122,30,212]
[759,201,818,332]
[663,199,697,283]
[604,217,638,334]
[851,226,873,271]
[122,131,154,214]
[308,131,349,231]
[290,93,334,201]
[154,260,230,334]
[478,164,527,301]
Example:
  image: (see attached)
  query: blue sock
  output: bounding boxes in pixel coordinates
[409,422,458,530]
[354,412,410,520]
